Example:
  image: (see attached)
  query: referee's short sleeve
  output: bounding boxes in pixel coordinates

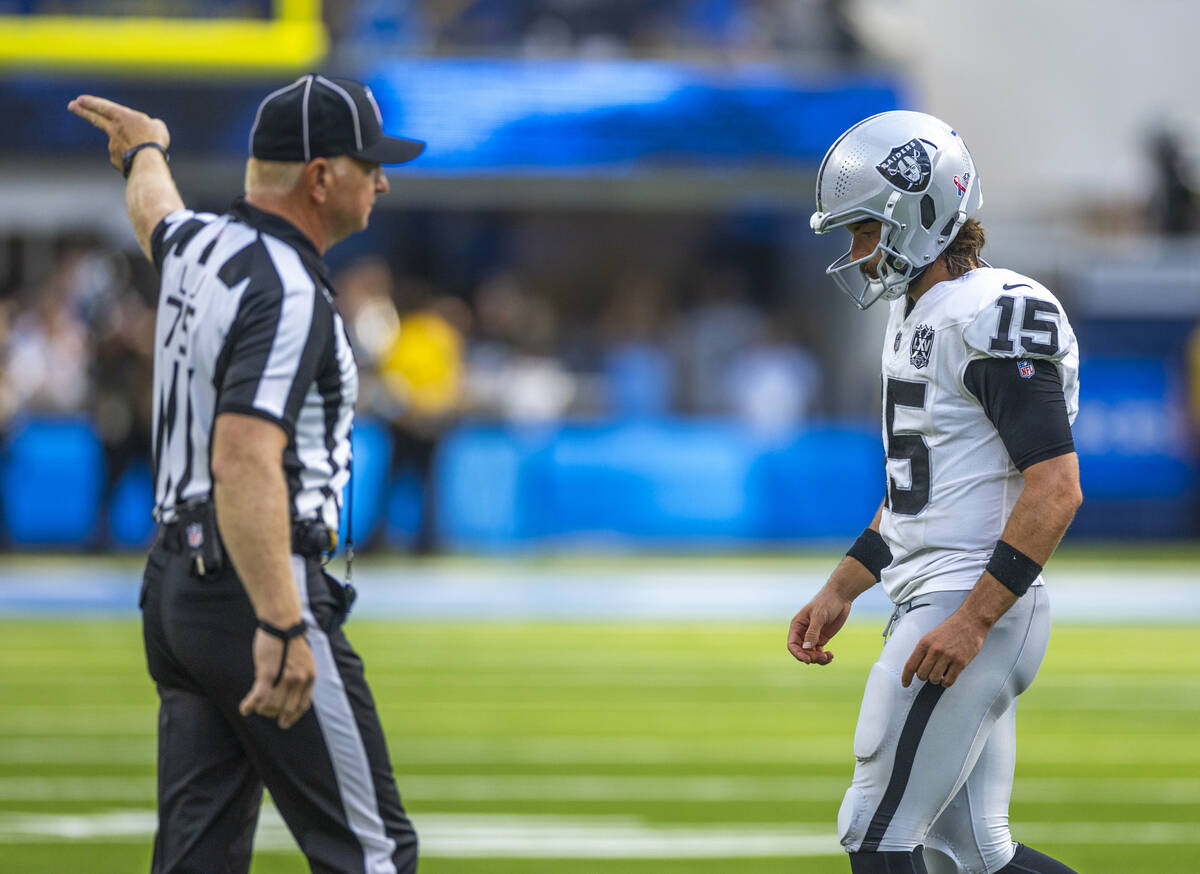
[150,209,214,274]
[216,265,333,434]
[214,235,333,434]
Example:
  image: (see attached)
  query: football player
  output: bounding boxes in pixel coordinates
[788,111,1081,874]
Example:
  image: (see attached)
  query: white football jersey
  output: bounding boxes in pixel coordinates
[877,267,1079,603]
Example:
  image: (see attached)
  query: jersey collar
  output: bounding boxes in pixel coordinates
[230,197,334,292]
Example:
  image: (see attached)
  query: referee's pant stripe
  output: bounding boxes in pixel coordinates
[859,681,946,852]
[294,555,398,874]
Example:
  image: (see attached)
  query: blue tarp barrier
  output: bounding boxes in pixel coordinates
[1,417,105,547]
[2,410,1194,550]
[435,420,884,549]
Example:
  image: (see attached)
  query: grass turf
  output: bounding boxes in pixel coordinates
[0,618,1196,873]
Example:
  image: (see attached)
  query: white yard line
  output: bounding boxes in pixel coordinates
[1,564,1197,620]
[0,775,1197,805]
[0,809,1196,855]
[3,734,1200,766]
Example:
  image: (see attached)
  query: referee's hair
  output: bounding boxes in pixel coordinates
[245,157,305,197]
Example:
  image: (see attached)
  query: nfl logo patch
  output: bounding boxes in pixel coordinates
[1017,359,1035,379]
[186,522,204,549]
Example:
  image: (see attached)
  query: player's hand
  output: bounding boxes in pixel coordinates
[67,95,170,172]
[787,588,852,665]
[239,627,317,730]
[902,611,988,688]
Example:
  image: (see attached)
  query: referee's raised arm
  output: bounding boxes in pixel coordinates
[68,94,184,261]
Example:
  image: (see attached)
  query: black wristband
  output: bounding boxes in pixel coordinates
[122,141,169,179]
[986,540,1042,596]
[846,527,893,582]
[256,619,307,687]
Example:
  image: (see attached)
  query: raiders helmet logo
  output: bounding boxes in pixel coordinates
[910,324,935,369]
[877,138,933,193]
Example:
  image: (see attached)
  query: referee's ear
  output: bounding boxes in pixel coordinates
[304,158,332,206]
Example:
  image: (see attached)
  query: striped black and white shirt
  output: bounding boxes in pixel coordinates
[149,198,357,530]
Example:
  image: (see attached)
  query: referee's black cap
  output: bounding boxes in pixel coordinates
[250,74,425,165]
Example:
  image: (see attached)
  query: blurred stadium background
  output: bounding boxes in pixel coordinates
[0,1,1197,872]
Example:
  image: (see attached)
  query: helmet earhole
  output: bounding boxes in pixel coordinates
[920,195,936,230]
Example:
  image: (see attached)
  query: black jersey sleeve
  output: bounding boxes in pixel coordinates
[963,356,1075,470]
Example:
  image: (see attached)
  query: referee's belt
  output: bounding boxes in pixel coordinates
[159,517,336,559]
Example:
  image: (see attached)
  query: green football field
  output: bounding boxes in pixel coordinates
[0,609,1197,873]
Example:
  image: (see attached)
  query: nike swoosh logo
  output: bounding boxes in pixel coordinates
[1002,282,1031,290]
[906,602,931,612]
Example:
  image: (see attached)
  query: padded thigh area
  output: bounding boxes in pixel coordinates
[854,662,898,761]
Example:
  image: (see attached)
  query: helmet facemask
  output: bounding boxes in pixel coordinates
[811,195,919,311]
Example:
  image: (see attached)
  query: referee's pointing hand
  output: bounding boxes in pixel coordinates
[239,627,317,730]
[67,94,169,173]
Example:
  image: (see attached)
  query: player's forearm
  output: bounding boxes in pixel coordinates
[963,453,1082,629]
[824,556,881,602]
[212,452,303,627]
[125,150,184,262]
[997,453,1082,566]
[829,499,887,602]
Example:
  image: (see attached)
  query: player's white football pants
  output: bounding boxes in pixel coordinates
[838,587,1051,874]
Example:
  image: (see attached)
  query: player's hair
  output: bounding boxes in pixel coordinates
[942,218,986,277]
[244,157,305,196]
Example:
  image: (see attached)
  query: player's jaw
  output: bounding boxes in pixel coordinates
[847,220,884,280]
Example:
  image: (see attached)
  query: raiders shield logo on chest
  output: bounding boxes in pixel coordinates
[910,324,935,369]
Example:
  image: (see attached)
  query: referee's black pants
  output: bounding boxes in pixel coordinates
[140,539,418,874]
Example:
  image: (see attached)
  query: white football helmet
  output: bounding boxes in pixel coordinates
[810,110,982,310]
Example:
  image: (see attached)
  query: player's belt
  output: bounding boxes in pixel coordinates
[882,599,931,639]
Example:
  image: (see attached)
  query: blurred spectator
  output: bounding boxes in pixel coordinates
[336,258,471,552]
[0,245,156,546]
[1,250,93,422]
[669,262,766,416]
[326,0,862,60]
[465,270,577,422]
[336,256,404,420]
[1147,128,1198,236]
[724,310,821,439]
[87,253,156,530]
[325,0,431,53]
[598,269,675,418]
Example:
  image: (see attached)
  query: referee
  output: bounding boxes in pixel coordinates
[69,76,423,874]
